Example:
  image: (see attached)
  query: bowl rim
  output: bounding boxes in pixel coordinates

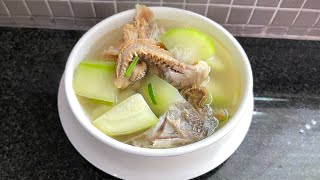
[64,6,253,157]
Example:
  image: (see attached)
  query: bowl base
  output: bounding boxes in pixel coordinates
[58,74,253,180]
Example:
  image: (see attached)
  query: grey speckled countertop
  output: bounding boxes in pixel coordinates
[0,27,319,180]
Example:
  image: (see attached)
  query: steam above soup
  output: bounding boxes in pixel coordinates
[73,5,241,148]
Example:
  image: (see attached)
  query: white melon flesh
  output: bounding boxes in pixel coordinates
[73,61,118,104]
[92,94,158,136]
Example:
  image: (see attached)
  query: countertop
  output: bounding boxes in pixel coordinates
[0,27,319,180]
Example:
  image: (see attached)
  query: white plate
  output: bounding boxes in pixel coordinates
[58,74,253,180]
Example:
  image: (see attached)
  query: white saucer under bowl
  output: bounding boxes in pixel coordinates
[58,74,253,180]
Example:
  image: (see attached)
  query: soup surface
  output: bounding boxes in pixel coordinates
[73,5,241,148]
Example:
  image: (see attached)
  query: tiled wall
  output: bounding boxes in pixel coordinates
[1,0,320,40]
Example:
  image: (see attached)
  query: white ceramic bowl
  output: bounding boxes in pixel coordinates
[64,7,253,157]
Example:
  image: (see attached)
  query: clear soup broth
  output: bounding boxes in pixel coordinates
[75,18,242,148]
